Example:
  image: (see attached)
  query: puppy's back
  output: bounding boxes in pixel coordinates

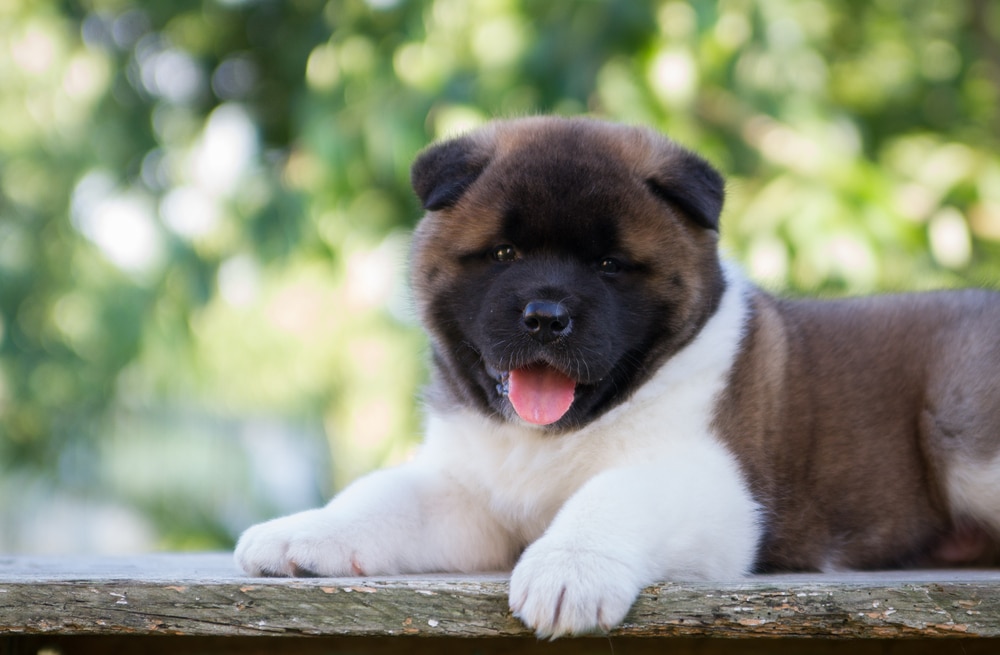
[715,287,1000,571]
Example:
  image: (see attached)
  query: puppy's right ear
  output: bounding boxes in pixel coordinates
[411,136,490,211]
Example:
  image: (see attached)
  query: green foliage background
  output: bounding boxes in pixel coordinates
[2,0,999,551]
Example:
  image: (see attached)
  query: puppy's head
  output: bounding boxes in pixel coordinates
[410,117,726,430]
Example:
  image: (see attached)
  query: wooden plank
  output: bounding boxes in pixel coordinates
[2,553,1000,639]
[8,636,1000,655]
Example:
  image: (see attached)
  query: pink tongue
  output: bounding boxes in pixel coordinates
[508,365,576,425]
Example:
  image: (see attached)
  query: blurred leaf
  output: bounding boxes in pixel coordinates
[2,0,1000,551]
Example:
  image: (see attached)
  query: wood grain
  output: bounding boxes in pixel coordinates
[2,553,1000,639]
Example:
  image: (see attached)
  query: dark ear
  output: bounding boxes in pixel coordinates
[645,148,725,232]
[411,135,490,211]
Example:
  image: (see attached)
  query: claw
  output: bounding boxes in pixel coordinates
[289,561,321,578]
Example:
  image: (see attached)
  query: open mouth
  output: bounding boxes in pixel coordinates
[496,363,577,426]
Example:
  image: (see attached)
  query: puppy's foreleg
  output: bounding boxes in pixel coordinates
[235,464,516,577]
[509,442,760,638]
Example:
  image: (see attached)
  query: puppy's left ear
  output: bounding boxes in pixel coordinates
[645,148,725,232]
[411,135,491,211]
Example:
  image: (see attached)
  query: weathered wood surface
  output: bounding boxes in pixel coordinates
[2,553,1000,639]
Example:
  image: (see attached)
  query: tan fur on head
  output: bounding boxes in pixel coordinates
[237,116,1000,640]
[410,118,728,417]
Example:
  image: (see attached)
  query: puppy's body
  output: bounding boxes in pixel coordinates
[236,117,1000,638]
[723,288,1000,571]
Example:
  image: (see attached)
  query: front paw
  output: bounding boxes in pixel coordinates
[235,509,378,577]
[509,541,641,639]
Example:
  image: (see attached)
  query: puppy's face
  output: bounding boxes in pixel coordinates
[410,117,726,430]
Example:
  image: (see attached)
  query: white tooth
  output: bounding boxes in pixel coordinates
[496,372,511,397]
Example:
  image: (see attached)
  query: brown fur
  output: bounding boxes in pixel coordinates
[409,115,1000,572]
[410,117,725,425]
[716,290,1000,570]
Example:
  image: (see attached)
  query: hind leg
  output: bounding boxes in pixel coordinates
[925,328,1000,564]
[942,453,1000,560]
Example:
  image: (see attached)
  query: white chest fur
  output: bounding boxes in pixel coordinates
[235,267,763,640]
[418,267,753,542]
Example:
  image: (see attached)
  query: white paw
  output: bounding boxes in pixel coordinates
[509,540,642,638]
[234,509,391,577]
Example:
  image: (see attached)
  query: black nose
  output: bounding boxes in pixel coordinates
[522,300,572,344]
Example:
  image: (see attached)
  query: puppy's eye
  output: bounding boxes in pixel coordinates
[492,245,518,262]
[597,257,622,275]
